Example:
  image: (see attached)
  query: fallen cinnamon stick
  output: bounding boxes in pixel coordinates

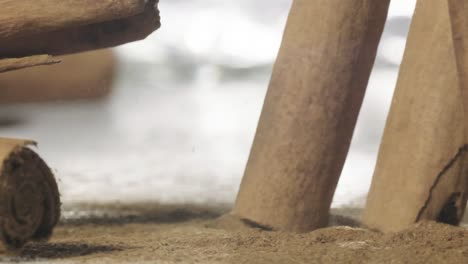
[0,0,148,40]
[0,138,60,251]
[0,55,59,73]
[363,0,468,232]
[0,0,160,57]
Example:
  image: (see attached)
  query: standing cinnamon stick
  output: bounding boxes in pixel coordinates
[232,0,390,232]
[363,0,468,232]
[449,0,468,129]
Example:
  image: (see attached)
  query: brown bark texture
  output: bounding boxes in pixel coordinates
[0,0,148,40]
[363,0,468,233]
[232,0,390,232]
[449,0,468,129]
[0,0,160,58]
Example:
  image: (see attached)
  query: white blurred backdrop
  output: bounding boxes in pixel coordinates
[0,1,417,207]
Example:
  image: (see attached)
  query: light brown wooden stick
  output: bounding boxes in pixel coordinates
[363,0,468,233]
[232,0,390,232]
[0,0,160,57]
[0,0,147,40]
[0,55,59,73]
[449,0,468,135]
[0,50,115,103]
[447,0,468,230]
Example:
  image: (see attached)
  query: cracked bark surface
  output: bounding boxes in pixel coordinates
[363,0,468,232]
[447,0,468,228]
[415,145,468,223]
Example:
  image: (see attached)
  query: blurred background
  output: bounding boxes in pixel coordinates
[0,0,416,207]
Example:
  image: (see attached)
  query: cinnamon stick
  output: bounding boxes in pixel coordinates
[0,0,160,57]
[449,0,468,131]
[0,138,60,251]
[232,0,390,232]
[363,0,468,232]
[0,50,115,103]
[0,0,148,40]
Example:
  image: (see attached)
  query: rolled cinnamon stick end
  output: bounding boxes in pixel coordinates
[0,138,60,251]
